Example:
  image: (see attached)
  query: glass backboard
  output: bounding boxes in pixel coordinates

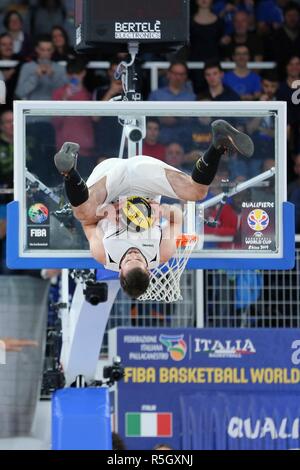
[7,101,294,269]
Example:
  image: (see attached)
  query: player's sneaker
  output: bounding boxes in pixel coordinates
[211,119,254,158]
[54,142,80,175]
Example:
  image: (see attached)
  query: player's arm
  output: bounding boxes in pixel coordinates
[81,222,106,264]
[159,204,183,263]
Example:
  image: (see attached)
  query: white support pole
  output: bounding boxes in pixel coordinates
[195,270,205,328]
[186,201,196,234]
[60,269,70,371]
[61,269,69,309]
[128,139,138,157]
[202,168,275,210]
[26,170,60,204]
[118,126,127,159]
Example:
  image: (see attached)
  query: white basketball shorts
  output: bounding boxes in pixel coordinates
[86,155,182,204]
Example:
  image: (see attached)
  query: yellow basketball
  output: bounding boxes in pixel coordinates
[121,196,154,232]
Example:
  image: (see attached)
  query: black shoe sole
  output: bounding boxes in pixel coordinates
[212,119,254,158]
[54,142,80,174]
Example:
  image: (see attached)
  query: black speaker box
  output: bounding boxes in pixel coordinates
[75,0,190,53]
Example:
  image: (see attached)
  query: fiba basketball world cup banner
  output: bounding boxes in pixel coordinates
[109,328,300,450]
[240,199,276,251]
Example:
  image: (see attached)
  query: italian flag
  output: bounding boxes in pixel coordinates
[126,412,172,437]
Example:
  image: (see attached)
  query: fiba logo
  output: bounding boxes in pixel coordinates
[28,203,49,224]
[247,209,269,232]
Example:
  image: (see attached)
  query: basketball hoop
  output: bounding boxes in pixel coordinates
[138,234,199,303]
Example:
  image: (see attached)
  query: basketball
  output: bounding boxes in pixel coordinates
[121,196,154,232]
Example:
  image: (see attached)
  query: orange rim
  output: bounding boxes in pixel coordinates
[176,234,198,248]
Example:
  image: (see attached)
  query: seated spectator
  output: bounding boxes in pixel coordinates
[277,55,300,151]
[164,142,186,169]
[29,0,66,39]
[189,0,226,92]
[0,109,13,273]
[93,60,123,101]
[51,25,74,61]
[93,60,123,158]
[265,2,300,77]
[204,163,239,249]
[199,59,240,100]
[189,0,225,62]
[212,0,237,35]
[60,0,76,46]
[52,58,95,177]
[15,35,66,185]
[0,32,16,60]
[223,45,261,100]
[0,109,13,190]
[185,116,213,169]
[3,10,32,60]
[213,0,256,35]
[148,61,196,101]
[142,118,166,161]
[0,33,21,108]
[15,33,67,100]
[245,71,279,176]
[148,62,195,147]
[256,0,284,34]
[221,10,264,61]
[249,158,275,213]
[287,153,300,232]
[259,70,280,101]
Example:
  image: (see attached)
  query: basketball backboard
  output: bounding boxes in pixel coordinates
[7,101,294,269]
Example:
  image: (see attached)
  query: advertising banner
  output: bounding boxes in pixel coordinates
[111,328,300,450]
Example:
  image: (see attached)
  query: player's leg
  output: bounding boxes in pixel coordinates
[165,119,254,201]
[54,142,99,221]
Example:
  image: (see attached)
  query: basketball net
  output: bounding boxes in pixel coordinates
[138,234,198,303]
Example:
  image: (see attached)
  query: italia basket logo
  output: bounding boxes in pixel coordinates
[28,203,48,224]
[247,209,269,231]
[159,334,187,361]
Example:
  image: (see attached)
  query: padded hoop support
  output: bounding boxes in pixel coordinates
[52,387,112,450]
[61,279,120,386]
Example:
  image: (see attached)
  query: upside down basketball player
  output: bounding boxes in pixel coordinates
[54,120,254,298]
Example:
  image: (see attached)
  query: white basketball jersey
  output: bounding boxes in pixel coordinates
[100,218,162,272]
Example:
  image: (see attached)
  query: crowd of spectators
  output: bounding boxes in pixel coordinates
[0,0,300,274]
